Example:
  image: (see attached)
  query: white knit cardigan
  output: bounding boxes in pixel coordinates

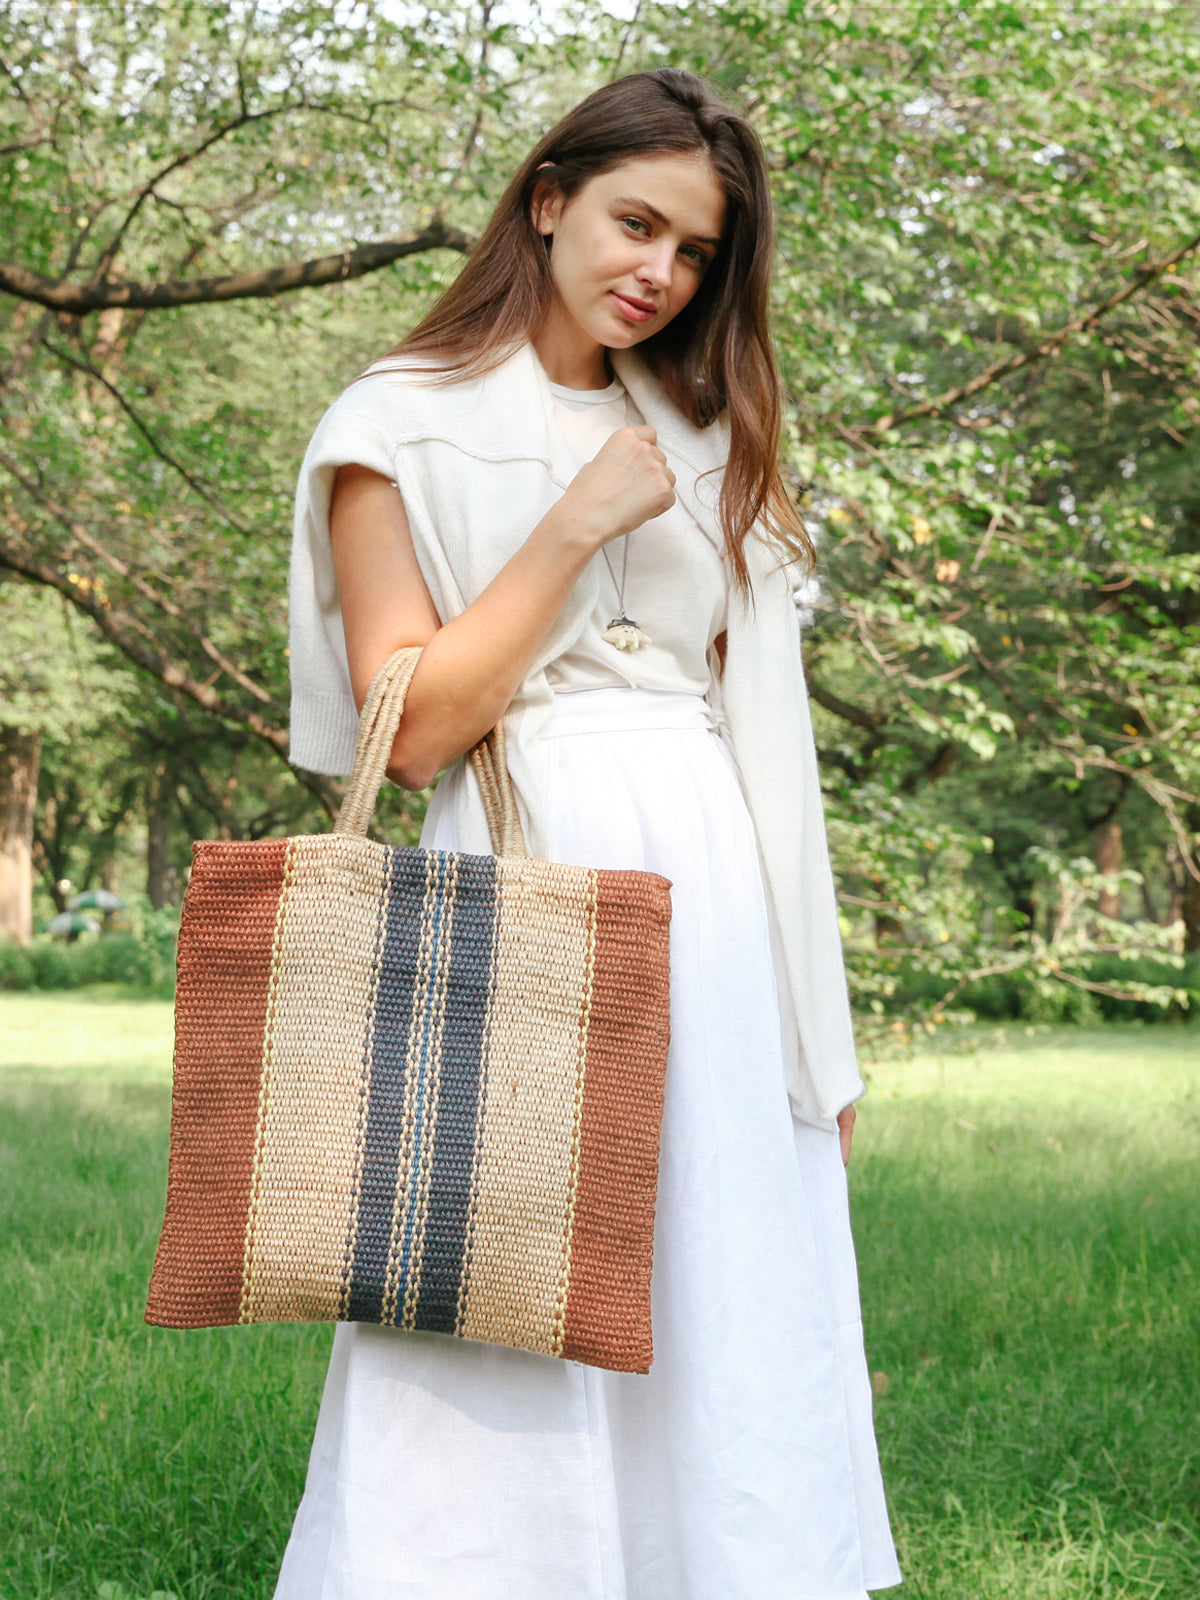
[287,340,863,1122]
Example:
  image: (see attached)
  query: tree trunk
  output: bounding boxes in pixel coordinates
[0,726,41,945]
[1013,887,1037,933]
[1092,818,1123,919]
[1139,875,1158,925]
[1165,842,1183,928]
[1183,868,1200,954]
[146,765,171,911]
[1183,811,1200,955]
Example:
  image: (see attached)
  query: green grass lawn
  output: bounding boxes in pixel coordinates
[858,1025,1199,1599]
[1,994,1197,1599]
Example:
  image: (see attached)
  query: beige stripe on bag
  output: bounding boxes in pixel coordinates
[459,860,596,1354]
[243,835,390,1322]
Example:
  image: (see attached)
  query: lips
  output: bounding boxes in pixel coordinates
[610,291,657,324]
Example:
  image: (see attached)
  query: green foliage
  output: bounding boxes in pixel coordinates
[885,950,1200,1027]
[837,797,1192,1044]
[0,583,128,736]
[1,0,1198,1008]
[1083,952,1200,1024]
[0,926,176,993]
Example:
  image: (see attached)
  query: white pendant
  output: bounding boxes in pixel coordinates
[602,616,652,651]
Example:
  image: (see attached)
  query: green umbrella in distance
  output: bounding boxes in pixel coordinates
[67,889,126,914]
[44,912,101,939]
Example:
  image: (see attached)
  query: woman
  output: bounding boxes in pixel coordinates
[281,68,900,1600]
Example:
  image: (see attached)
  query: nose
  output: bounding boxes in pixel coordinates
[636,240,675,291]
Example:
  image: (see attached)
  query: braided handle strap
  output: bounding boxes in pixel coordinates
[468,719,526,858]
[333,645,528,857]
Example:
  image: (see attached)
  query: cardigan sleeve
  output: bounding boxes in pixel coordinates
[287,378,405,775]
[720,538,864,1122]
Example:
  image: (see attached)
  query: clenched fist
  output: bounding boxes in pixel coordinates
[559,426,677,548]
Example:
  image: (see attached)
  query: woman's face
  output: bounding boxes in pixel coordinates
[533,153,727,363]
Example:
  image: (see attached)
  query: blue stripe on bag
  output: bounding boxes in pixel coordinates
[413,853,496,1333]
[344,848,425,1323]
[392,851,451,1323]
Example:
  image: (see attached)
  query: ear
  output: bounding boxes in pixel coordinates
[531,162,564,237]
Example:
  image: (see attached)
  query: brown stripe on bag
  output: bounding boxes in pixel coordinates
[560,870,673,1374]
[145,837,290,1327]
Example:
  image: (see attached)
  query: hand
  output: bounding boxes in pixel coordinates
[837,1104,856,1167]
[561,425,676,547]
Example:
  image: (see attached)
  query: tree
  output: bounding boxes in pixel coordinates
[0,581,129,934]
[1,0,1197,1013]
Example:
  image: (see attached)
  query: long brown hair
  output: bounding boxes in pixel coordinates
[388,69,812,586]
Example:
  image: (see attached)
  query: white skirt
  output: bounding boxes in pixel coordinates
[274,688,901,1600]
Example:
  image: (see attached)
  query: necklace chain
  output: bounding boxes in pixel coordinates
[601,390,636,620]
[601,531,631,615]
[563,384,650,651]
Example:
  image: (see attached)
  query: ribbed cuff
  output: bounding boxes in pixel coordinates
[288,688,360,777]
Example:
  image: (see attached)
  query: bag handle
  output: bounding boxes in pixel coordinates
[333,645,528,857]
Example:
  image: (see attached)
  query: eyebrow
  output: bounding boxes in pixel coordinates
[614,195,723,250]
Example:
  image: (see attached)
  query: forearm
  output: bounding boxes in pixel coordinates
[333,426,672,789]
[385,501,597,789]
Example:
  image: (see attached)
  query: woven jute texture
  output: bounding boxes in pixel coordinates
[145,648,673,1374]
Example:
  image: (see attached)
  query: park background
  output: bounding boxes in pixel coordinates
[1,1,1197,1596]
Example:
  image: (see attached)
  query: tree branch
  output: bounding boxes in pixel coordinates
[90,103,301,282]
[0,536,284,747]
[900,740,960,793]
[0,219,473,315]
[858,229,1200,435]
[1050,740,1200,885]
[0,446,278,711]
[0,135,46,157]
[0,537,340,818]
[88,94,438,282]
[43,342,253,534]
[805,668,889,729]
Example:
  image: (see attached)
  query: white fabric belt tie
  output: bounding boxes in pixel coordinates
[540,686,727,739]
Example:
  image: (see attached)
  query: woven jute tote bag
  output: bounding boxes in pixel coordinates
[145,647,673,1374]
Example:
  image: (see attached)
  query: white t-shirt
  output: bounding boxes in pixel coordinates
[544,377,728,696]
